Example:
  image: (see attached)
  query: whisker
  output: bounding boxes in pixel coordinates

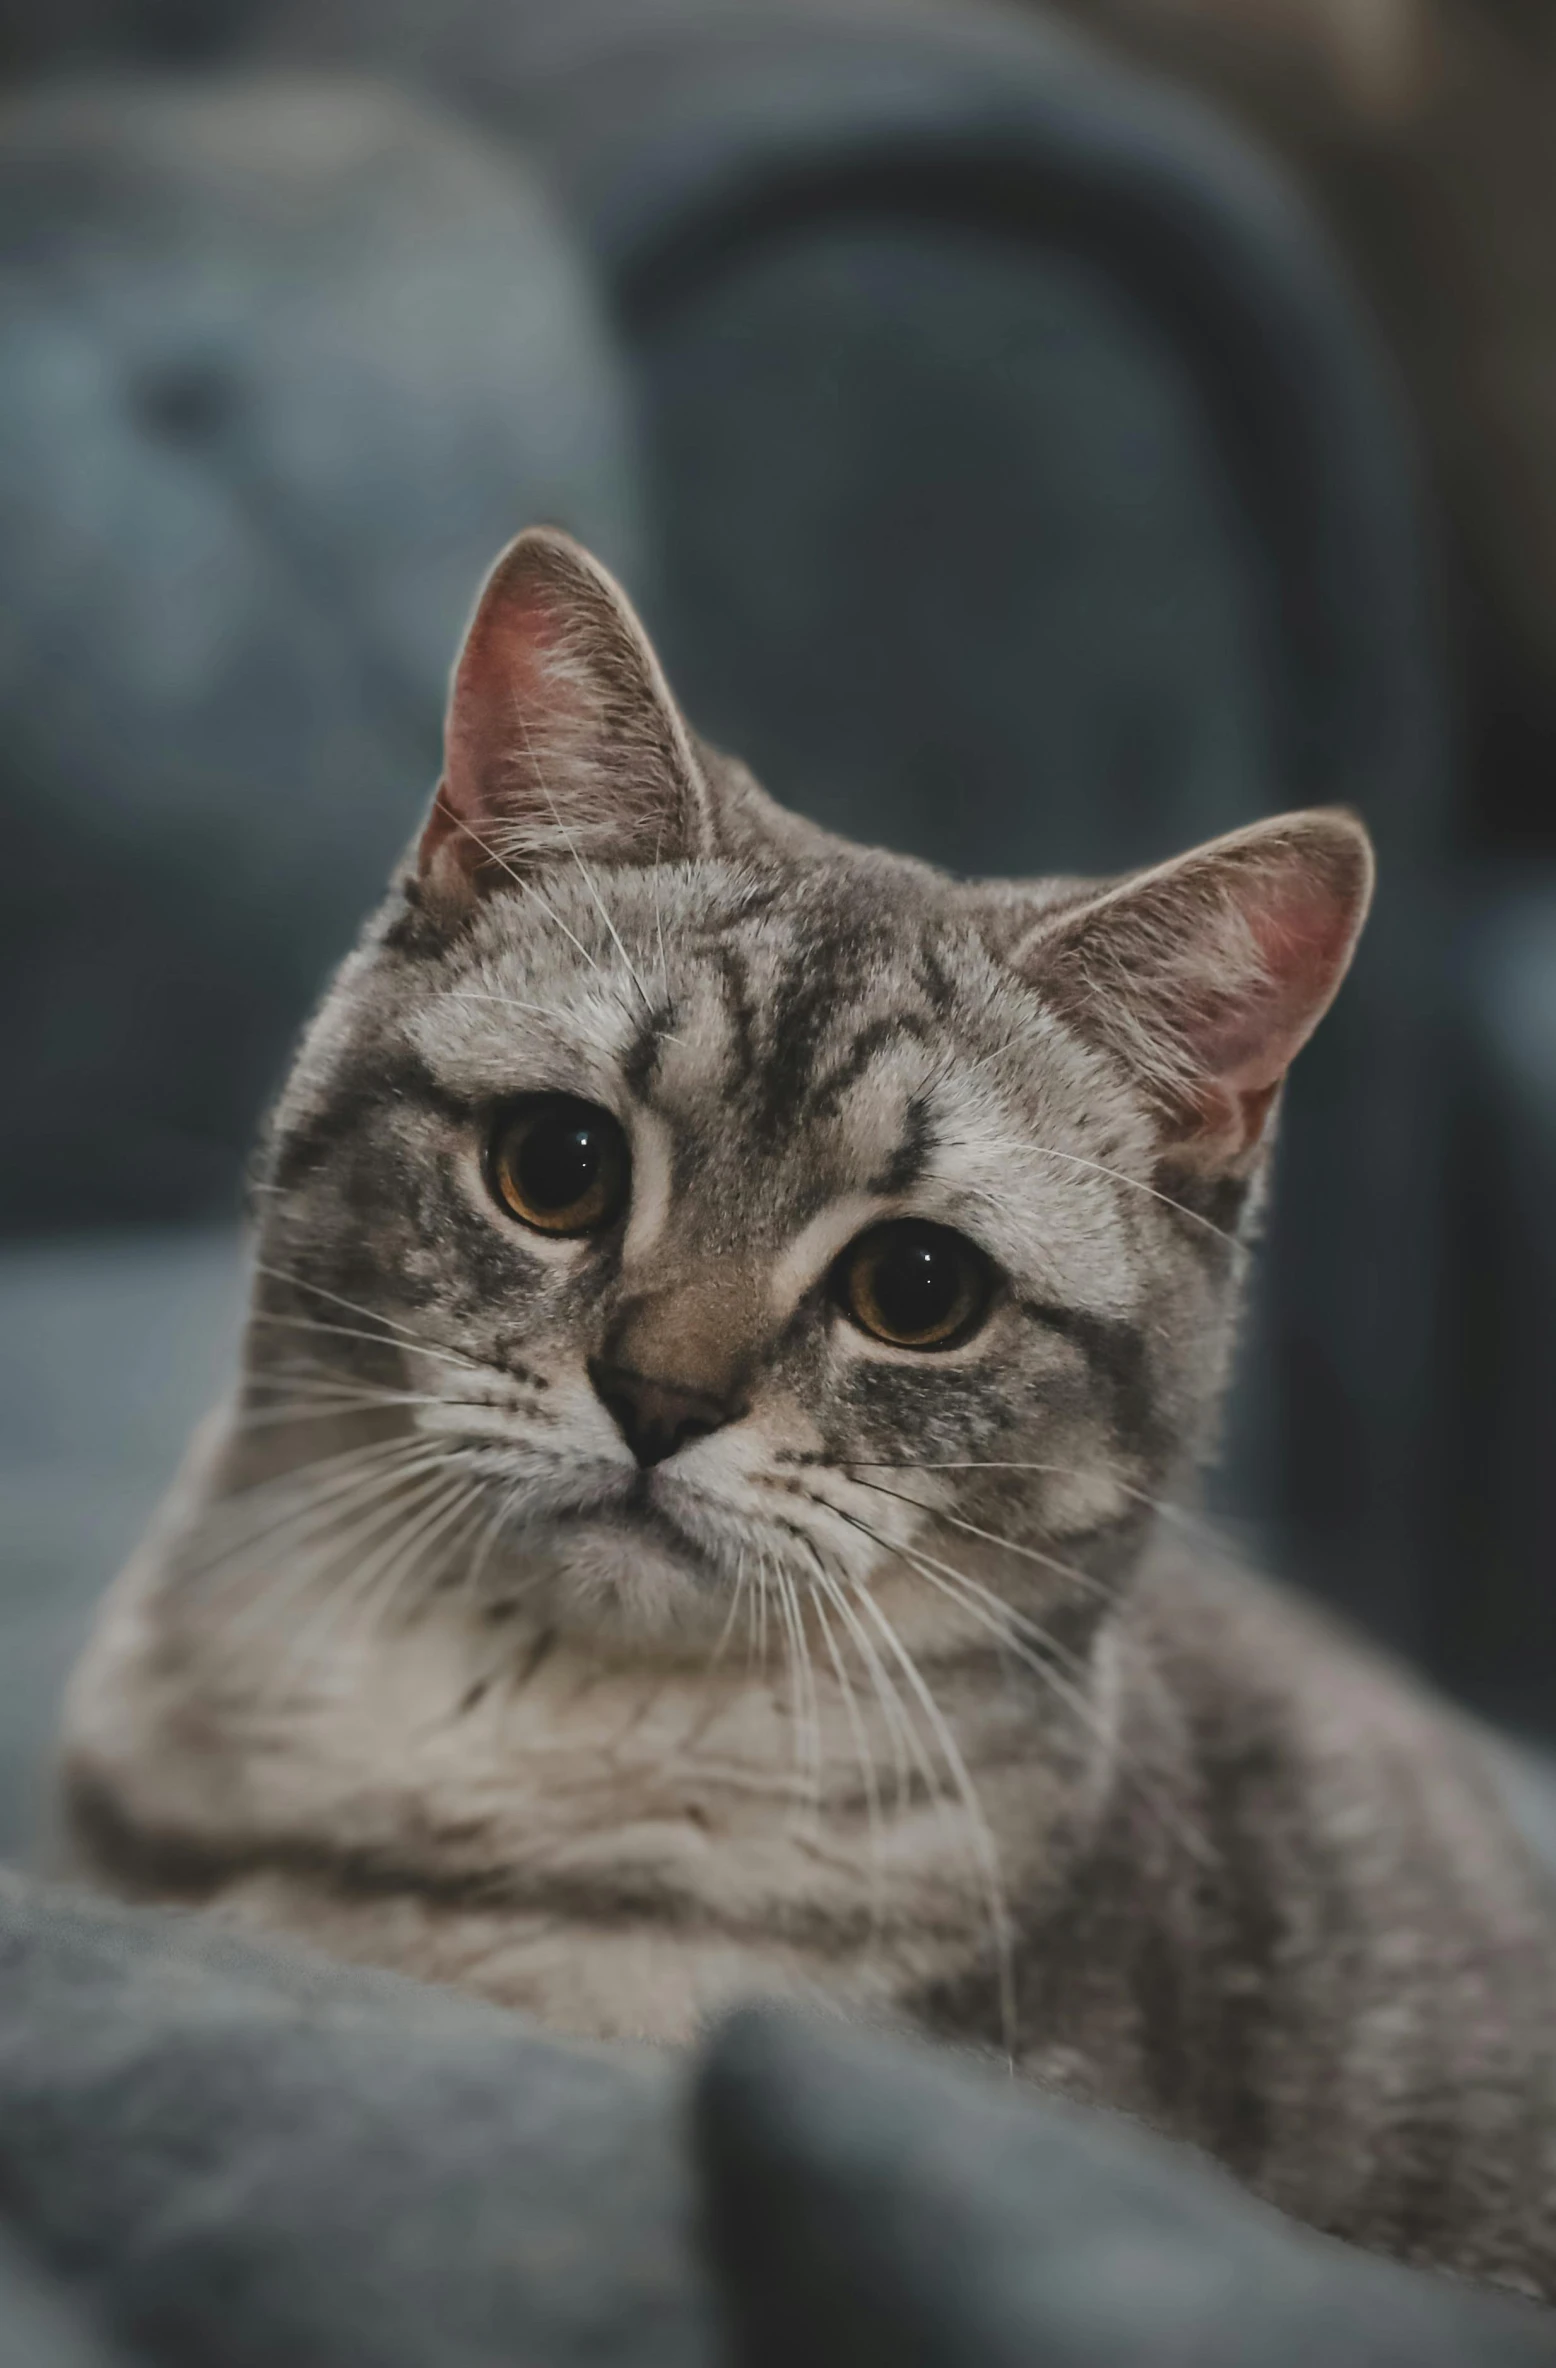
[839,1459,1220,1545]
[244,1366,418,1399]
[459,1473,529,1613]
[335,1470,490,1644]
[744,1541,761,1672]
[768,1553,817,1821]
[808,1568,885,1933]
[828,1497,1104,1730]
[197,1444,461,1605]
[843,1476,1117,1606]
[441,805,605,978]
[844,1569,1017,2062]
[439,988,578,1025]
[769,1558,805,1818]
[707,1547,750,1676]
[213,1456,464,1654]
[250,1265,493,1375]
[783,1523,916,1819]
[198,1433,438,1540]
[650,813,672,1001]
[787,1563,826,1833]
[210,1425,436,1499]
[825,1496,1211,1870]
[228,1389,454,1434]
[755,1544,771,1671]
[246,1309,487,1380]
[936,1130,1234,1244]
[810,1560,916,1820]
[188,1447,489,1641]
[263,1467,477,1685]
[512,703,656,1014]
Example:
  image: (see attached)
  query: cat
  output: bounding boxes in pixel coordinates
[60,526,1556,2296]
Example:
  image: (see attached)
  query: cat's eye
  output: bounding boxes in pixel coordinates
[488,1097,629,1236]
[832,1221,993,1351]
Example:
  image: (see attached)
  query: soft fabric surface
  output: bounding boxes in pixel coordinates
[8,1227,1556,2361]
[0,1870,1554,2364]
[0,1229,243,1860]
[0,1872,705,2366]
[0,74,640,1231]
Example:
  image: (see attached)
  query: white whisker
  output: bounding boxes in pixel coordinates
[212,1455,465,1655]
[198,1444,461,1609]
[810,1558,916,1820]
[440,805,605,978]
[707,1547,751,1676]
[841,1459,1219,1544]
[844,1475,1117,1606]
[786,1563,825,1832]
[511,703,656,1013]
[264,1468,478,1687]
[808,1566,885,1934]
[845,1570,1016,2062]
[936,1127,1234,1243]
[827,1495,1211,1870]
[439,988,582,1024]
[251,1264,494,1375]
[246,1309,487,1381]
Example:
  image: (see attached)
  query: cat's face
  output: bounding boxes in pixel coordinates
[246,530,1371,1658]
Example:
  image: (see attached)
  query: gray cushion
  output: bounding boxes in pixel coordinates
[698,2004,1556,2367]
[0,1871,1552,2364]
[0,75,641,1230]
[0,1871,705,2366]
[0,1229,243,1858]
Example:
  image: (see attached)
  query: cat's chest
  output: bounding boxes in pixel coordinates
[79,1599,1004,2034]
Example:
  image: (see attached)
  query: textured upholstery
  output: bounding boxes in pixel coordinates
[0,74,640,1230]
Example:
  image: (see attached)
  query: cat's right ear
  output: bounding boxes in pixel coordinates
[416,529,715,915]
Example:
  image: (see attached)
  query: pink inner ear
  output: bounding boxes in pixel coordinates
[419,556,588,886]
[416,524,706,908]
[1202,855,1368,1098]
[444,586,571,817]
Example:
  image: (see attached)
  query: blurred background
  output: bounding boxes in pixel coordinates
[0,0,1551,1856]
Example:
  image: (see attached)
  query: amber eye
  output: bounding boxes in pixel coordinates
[832,1221,993,1351]
[488,1097,629,1236]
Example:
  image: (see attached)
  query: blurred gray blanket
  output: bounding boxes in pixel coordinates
[0,1868,1553,2367]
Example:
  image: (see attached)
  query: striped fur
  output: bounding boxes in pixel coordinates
[61,532,1556,2299]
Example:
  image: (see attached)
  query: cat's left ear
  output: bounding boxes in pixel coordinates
[417,528,715,911]
[1010,810,1375,1172]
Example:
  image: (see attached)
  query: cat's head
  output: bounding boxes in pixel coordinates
[247,529,1371,1655]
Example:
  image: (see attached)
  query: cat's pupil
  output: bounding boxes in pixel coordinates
[490,1096,627,1235]
[520,1116,603,1211]
[874,1234,960,1336]
[832,1219,990,1349]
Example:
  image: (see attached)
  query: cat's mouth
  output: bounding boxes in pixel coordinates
[516,1486,737,1643]
[513,1459,733,1586]
[588,1489,714,1567]
[467,1441,782,1638]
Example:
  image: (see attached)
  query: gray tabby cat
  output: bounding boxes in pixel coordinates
[62,530,1556,2296]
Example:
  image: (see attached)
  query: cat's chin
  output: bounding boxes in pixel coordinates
[530,1508,731,1653]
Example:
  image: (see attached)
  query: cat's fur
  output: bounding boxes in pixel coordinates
[61,529,1556,2294]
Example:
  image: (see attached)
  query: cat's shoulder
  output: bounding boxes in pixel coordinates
[1125,1536,1492,1781]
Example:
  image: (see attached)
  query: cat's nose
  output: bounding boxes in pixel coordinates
[588,1360,741,1468]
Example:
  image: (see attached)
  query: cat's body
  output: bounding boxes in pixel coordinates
[70,1493,1556,2289]
[61,529,1556,2295]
